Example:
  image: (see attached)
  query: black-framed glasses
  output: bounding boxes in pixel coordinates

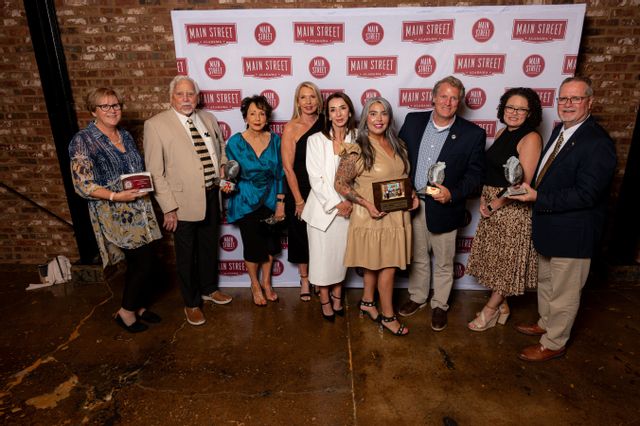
[557,96,589,105]
[97,103,122,112]
[504,105,529,115]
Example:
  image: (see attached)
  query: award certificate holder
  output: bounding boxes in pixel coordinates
[372,178,412,213]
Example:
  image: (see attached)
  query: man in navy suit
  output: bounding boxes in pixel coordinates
[510,76,616,361]
[398,75,486,331]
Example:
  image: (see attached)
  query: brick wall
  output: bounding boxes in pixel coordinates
[0,0,638,264]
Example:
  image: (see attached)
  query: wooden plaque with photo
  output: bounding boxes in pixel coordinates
[372,178,412,213]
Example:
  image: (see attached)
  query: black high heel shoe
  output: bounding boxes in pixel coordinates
[379,314,409,336]
[320,301,335,322]
[331,292,344,317]
[114,312,148,333]
[299,274,311,302]
[358,299,381,322]
[136,310,162,323]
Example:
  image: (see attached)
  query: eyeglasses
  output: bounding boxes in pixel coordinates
[557,96,589,105]
[504,105,529,115]
[96,103,122,112]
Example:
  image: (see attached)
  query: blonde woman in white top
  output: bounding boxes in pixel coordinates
[302,93,356,322]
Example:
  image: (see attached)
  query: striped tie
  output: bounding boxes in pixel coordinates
[534,131,564,188]
[187,118,215,189]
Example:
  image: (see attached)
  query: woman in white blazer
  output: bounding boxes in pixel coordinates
[301,93,357,322]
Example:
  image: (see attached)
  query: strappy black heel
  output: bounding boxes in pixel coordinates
[380,314,409,336]
[299,274,311,302]
[358,299,381,322]
[331,292,344,317]
[320,300,335,322]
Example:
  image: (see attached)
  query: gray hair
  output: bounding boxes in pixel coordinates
[169,75,200,98]
[560,76,594,97]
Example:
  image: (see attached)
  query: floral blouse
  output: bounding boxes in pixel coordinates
[69,121,161,267]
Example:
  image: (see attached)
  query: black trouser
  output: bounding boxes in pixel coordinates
[174,188,220,308]
[121,243,156,311]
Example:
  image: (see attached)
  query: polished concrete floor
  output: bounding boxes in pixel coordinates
[0,265,638,425]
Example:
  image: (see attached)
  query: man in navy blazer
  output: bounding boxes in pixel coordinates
[510,76,616,361]
[398,76,486,331]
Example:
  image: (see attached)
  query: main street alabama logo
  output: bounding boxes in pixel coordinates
[415,55,436,78]
[402,20,454,43]
[243,57,292,79]
[454,54,505,77]
[200,90,242,111]
[204,57,226,80]
[362,22,384,45]
[512,20,567,43]
[471,120,497,138]
[348,56,397,78]
[523,54,545,77]
[309,57,330,79]
[562,55,577,75]
[255,22,276,46]
[398,88,432,110]
[185,23,237,46]
[293,22,344,45]
[472,18,494,43]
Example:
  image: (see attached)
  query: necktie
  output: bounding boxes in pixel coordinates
[187,118,215,188]
[534,131,564,188]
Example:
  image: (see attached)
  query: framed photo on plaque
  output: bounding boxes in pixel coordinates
[372,178,412,213]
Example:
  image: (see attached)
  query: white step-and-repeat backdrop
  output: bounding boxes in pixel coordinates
[170,4,585,288]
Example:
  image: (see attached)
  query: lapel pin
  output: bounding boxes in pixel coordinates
[451,134,457,140]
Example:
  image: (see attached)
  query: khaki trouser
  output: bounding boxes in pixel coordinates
[408,199,457,311]
[537,254,591,350]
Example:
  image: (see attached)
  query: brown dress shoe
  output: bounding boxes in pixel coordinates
[398,299,427,317]
[431,307,447,331]
[515,323,546,336]
[518,344,566,362]
[184,307,206,326]
[201,290,233,305]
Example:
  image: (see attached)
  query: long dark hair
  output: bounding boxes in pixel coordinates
[356,97,409,173]
[321,92,357,141]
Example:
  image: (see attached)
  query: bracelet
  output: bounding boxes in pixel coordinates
[109,192,116,202]
[486,204,493,212]
[277,199,284,203]
[295,200,305,206]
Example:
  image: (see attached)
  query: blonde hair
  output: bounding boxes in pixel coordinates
[291,81,322,120]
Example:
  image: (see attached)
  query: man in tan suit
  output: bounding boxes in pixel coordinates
[144,75,232,326]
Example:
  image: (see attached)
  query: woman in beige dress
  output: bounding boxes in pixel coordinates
[335,97,418,336]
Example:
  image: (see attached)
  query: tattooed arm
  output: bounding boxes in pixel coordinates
[334,152,386,219]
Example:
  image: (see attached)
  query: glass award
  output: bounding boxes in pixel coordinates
[417,162,445,196]
[215,160,240,191]
[499,156,527,197]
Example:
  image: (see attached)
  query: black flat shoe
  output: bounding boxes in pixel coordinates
[137,310,162,323]
[114,314,148,333]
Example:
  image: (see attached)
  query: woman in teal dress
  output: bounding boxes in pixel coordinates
[226,95,285,306]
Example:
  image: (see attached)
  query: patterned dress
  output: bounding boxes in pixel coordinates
[69,122,161,267]
[342,141,412,270]
[466,126,538,296]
